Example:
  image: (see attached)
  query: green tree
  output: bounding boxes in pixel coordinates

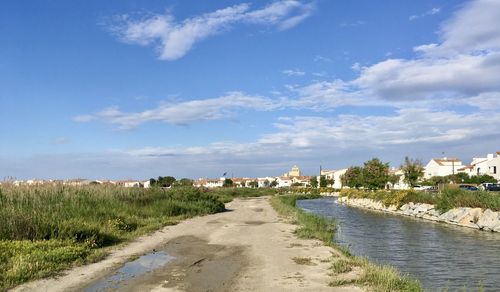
[223,178,234,187]
[387,174,401,187]
[270,180,278,188]
[319,175,327,188]
[153,176,176,187]
[341,166,363,189]
[326,178,334,187]
[401,156,424,187]
[248,181,258,188]
[423,176,448,186]
[472,174,497,184]
[176,178,193,187]
[362,158,389,190]
[310,176,318,188]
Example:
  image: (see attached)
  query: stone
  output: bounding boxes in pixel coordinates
[438,208,467,223]
[426,209,441,217]
[399,204,410,212]
[477,209,500,231]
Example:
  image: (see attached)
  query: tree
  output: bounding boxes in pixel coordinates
[310,176,318,188]
[341,166,363,189]
[152,176,176,187]
[471,174,497,184]
[326,178,334,187]
[387,174,401,187]
[270,180,278,188]
[401,156,424,187]
[424,176,448,186]
[362,158,389,190]
[248,181,258,188]
[223,178,233,187]
[319,175,327,188]
[176,178,193,187]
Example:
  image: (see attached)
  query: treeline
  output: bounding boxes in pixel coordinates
[149,176,193,187]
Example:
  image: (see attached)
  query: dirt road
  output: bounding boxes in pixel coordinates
[14,197,363,292]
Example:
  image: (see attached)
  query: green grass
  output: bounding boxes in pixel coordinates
[340,188,500,212]
[0,185,266,291]
[271,194,422,292]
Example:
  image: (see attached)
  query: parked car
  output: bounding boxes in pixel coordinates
[459,184,478,191]
[413,185,434,191]
[485,183,500,192]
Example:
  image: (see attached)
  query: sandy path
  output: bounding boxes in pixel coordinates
[13,197,363,292]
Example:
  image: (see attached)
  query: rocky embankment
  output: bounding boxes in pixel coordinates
[337,196,500,232]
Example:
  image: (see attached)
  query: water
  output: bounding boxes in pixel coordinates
[85,251,175,292]
[297,197,500,291]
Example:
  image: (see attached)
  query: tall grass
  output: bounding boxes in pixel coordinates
[340,188,500,212]
[271,194,422,292]
[0,185,228,290]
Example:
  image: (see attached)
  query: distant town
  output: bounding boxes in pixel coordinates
[4,151,499,189]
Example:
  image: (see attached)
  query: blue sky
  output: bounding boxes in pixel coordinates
[1,0,499,180]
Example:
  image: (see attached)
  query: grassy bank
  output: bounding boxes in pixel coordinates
[270,194,422,292]
[340,188,500,212]
[0,185,253,291]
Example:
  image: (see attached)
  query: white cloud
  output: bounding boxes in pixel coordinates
[76,92,280,129]
[409,7,440,21]
[415,0,500,55]
[282,69,305,76]
[111,1,315,60]
[353,52,500,101]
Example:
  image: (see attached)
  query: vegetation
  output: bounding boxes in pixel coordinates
[0,184,271,290]
[223,178,234,187]
[422,173,497,186]
[362,158,390,190]
[310,176,318,188]
[340,188,500,212]
[341,158,390,190]
[149,176,177,187]
[270,194,422,291]
[319,175,327,188]
[401,157,424,187]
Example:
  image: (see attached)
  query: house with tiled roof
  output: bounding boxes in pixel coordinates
[424,157,463,179]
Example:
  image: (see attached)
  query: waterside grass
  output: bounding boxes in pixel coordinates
[339,188,500,212]
[270,194,422,292]
[0,185,235,291]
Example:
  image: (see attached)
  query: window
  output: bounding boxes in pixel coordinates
[494,166,497,174]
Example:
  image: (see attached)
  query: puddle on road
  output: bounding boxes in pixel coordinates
[85,251,175,292]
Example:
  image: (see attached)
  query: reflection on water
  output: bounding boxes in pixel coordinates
[85,251,175,292]
[298,197,500,291]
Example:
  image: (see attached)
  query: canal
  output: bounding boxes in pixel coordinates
[297,197,500,291]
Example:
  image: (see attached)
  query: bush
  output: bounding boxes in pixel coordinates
[339,188,499,211]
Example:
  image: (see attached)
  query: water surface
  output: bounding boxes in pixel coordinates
[85,251,175,292]
[297,197,500,291]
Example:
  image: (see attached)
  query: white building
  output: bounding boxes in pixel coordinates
[332,168,348,189]
[424,158,463,179]
[194,178,224,188]
[387,169,410,190]
[487,152,500,181]
[257,177,276,188]
[276,176,292,188]
[457,152,500,182]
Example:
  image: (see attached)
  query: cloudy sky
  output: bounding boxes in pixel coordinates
[1,0,499,180]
